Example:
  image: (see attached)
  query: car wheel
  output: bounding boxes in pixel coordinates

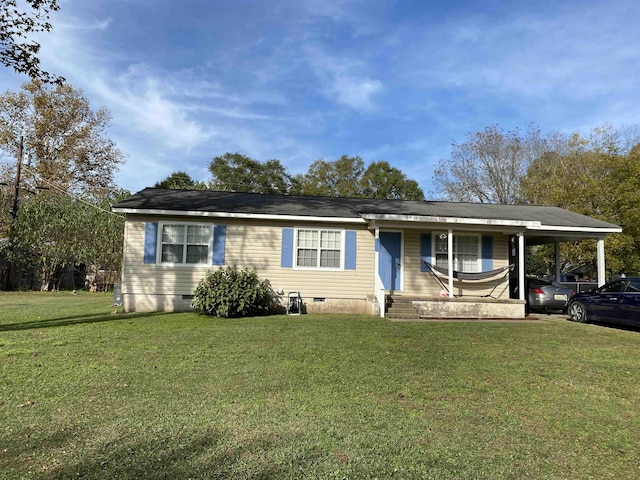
[568,301,588,323]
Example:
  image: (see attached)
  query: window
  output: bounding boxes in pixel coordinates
[434,233,480,272]
[296,229,342,268]
[600,280,626,293]
[160,223,211,264]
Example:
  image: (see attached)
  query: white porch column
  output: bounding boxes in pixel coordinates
[597,237,606,287]
[554,240,561,281]
[518,232,525,301]
[374,226,384,318]
[448,229,454,298]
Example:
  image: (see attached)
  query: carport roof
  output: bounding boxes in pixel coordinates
[113,188,621,234]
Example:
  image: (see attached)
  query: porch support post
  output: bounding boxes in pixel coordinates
[448,229,454,298]
[518,232,525,301]
[554,240,561,281]
[597,237,606,287]
[374,226,384,318]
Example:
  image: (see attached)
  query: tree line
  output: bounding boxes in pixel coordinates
[155,153,426,200]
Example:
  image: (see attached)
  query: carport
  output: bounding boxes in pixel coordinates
[516,210,622,299]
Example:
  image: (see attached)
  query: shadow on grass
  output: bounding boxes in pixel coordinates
[17,427,300,480]
[590,321,640,333]
[0,311,172,332]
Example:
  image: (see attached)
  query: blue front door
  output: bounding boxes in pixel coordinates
[379,232,402,291]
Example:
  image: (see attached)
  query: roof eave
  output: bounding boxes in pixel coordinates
[360,213,541,228]
[111,207,366,224]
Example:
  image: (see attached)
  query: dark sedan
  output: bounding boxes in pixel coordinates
[567,277,640,325]
[526,277,574,313]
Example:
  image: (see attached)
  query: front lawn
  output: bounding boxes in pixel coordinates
[1,292,639,479]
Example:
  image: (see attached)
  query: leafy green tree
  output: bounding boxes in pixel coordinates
[0,0,63,83]
[10,189,126,290]
[521,126,640,276]
[360,160,424,200]
[13,192,83,289]
[154,171,207,190]
[292,155,365,197]
[0,80,125,195]
[83,189,128,286]
[208,152,291,194]
[208,152,424,200]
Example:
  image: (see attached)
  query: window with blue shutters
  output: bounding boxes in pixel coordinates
[282,228,357,270]
[145,222,219,265]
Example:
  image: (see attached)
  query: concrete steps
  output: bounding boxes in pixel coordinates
[385,296,420,319]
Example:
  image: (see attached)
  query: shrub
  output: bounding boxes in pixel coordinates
[193,266,278,318]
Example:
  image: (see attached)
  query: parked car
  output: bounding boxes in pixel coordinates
[526,277,574,313]
[567,277,640,325]
[543,273,580,283]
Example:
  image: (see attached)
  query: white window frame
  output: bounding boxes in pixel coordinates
[433,232,482,272]
[293,228,345,271]
[157,221,214,265]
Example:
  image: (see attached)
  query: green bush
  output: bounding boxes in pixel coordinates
[193,266,278,318]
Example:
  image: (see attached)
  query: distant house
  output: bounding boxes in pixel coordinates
[112,189,621,319]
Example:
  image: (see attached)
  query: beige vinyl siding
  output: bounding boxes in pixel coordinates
[122,216,375,300]
[401,230,511,299]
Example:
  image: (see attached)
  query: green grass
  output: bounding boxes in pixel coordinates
[1,292,640,479]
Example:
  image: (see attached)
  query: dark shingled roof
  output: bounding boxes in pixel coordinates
[113,188,620,230]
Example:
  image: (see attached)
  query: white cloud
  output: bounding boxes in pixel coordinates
[36,19,213,150]
[92,65,213,150]
[304,45,383,110]
[333,75,383,110]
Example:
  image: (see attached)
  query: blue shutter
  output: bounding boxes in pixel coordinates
[482,235,493,271]
[281,228,294,268]
[212,225,226,265]
[345,230,357,270]
[420,233,431,272]
[144,222,158,264]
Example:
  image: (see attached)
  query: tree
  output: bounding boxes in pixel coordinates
[154,171,207,190]
[521,125,640,276]
[0,80,125,195]
[1,0,63,84]
[82,189,128,290]
[13,191,84,289]
[292,155,365,197]
[11,189,127,290]
[360,161,424,200]
[433,125,546,204]
[0,80,124,290]
[208,152,291,194]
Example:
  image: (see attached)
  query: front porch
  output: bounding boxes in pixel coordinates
[385,294,526,320]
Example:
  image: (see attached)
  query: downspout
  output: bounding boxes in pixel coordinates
[120,219,129,311]
[554,240,561,281]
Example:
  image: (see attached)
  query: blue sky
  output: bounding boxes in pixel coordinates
[2,0,639,196]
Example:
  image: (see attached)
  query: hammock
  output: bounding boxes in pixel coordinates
[423,261,514,298]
